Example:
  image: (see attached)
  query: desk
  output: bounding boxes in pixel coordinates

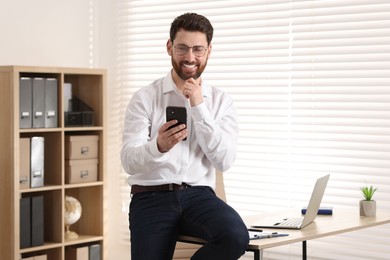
[178,208,390,260]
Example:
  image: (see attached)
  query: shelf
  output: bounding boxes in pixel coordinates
[65,186,103,237]
[20,185,63,193]
[64,126,104,131]
[64,235,104,246]
[19,128,62,133]
[0,66,106,260]
[20,242,62,253]
[65,181,104,189]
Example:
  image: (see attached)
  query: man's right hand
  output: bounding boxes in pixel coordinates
[157,120,187,153]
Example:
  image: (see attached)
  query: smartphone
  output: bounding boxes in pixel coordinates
[166,106,187,140]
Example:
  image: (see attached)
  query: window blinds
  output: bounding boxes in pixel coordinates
[116,0,390,259]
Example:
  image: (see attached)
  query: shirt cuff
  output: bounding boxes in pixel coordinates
[191,102,209,122]
[147,136,166,159]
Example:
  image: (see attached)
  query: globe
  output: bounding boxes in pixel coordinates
[64,195,82,240]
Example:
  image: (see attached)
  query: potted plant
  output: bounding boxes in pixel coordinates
[359,185,377,217]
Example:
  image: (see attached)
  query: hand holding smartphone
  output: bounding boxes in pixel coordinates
[166,106,187,141]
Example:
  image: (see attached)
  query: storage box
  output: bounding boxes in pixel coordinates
[66,159,98,184]
[34,255,47,260]
[65,135,99,160]
[66,246,89,260]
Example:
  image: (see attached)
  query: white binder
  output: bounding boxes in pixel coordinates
[30,136,44,188]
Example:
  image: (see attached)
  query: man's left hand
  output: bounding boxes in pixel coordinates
[183,78,203,107]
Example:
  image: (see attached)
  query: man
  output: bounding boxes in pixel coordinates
[121,13,249,260]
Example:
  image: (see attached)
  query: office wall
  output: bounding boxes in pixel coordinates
[0,0,125,259]
[0,0,95,67]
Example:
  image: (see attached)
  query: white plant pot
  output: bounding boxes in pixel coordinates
[359,200,376,217]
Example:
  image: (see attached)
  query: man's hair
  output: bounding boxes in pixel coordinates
[170,13,214,45]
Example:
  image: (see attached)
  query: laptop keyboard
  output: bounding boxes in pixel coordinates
[276,217,303,227]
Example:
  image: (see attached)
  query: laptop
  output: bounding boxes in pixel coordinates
[251,174,330,230]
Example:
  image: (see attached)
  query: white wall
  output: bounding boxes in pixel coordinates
[0,0,126,259]
[0,0,93,67]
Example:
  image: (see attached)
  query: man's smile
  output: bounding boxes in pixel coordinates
[182,63,197,69]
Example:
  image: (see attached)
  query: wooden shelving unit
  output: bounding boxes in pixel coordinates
[0,66,106,260]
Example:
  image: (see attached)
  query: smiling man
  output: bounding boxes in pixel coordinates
[121,13,249,260]
[167,17,211,108]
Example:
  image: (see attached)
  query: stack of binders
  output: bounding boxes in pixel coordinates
[20,195,44,249]
[19,77,58,129]
[19,137,45,189]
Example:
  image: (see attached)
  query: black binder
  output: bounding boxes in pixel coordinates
[31,195,44,247]
[20,197,31,248]
[89,244,101,260]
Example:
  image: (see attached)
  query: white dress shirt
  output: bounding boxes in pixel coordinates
[121,72,239,189]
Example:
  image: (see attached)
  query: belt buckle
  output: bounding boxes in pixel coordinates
[168,183,174,191]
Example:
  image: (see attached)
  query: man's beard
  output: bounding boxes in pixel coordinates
[171,58,208,80]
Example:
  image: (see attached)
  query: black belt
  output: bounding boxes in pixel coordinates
[131,183,191,194]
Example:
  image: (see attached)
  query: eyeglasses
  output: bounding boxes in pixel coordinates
[173,44,208,57]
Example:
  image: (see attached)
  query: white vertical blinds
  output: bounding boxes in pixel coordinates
[116,0,390,259]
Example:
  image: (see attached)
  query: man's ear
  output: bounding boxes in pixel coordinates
[207,43,212,57]
[167,39,173,56]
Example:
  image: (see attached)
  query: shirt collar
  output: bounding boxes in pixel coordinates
[162,71,212,98]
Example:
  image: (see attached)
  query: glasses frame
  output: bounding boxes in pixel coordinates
[173,44,208,57]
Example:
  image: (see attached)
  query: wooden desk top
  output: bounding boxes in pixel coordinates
[245,207,390,250]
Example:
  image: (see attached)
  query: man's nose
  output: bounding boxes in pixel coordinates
[184,47,196,60]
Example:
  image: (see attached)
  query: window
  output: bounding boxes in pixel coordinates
[116,1,390,258]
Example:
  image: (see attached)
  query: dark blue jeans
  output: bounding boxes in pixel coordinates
[129,186,249,260]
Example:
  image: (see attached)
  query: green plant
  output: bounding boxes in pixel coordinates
[360,185,377,201]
